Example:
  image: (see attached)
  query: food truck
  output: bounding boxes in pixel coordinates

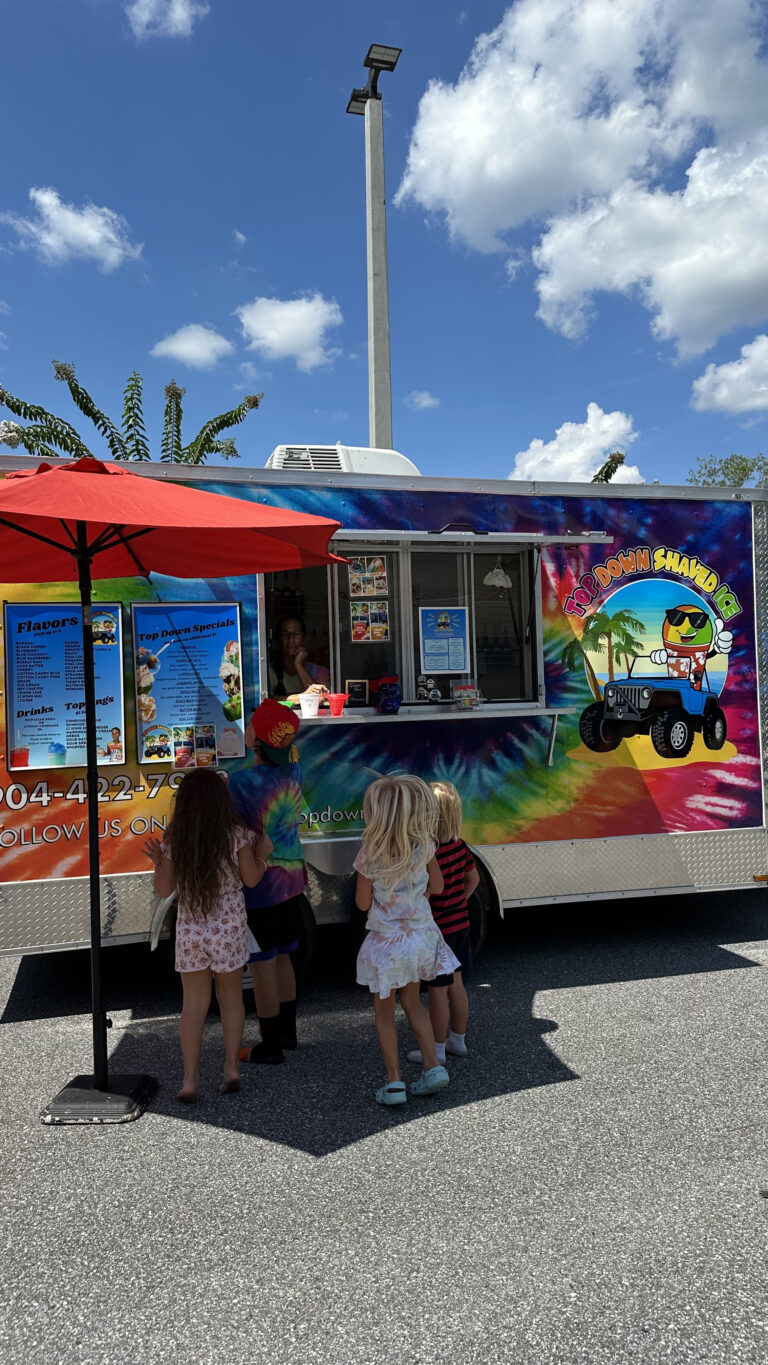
[1,444,766,966]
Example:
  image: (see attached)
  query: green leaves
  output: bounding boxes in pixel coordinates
[121,372,150,462]
[0,385,93,458]
[686,453,768,488]
[53,360,128,461]
[181,392,262,465]
[592,451,626,483]
[161,381,185,463]
[2,369,263,465]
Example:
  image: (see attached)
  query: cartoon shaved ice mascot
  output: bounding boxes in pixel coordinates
[650,605,733,689]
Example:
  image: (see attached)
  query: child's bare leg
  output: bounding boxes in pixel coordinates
[214,968,245,1090]
[428,985,450,1044]
[399,982,438,1071]
[447,972,469,1034]
[276,952,296,1003]
[250,958,280,1017]
[179,969,211,1098]
[373,992,400,1082]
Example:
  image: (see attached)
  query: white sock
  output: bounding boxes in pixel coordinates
[435,1042,446,1063]
[447,1030,467,1054]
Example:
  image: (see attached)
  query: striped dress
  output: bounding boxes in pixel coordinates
[429,839,475,934]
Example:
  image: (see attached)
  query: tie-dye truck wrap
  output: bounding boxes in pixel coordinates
[1,455,766,956]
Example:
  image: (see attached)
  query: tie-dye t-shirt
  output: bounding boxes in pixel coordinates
[228,761,307,908]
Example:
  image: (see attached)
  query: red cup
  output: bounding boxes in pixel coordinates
[10,746,29,768]
[326,693,349,717]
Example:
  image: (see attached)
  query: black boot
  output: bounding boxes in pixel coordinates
[279,999,297,1051]
[240,1013,284,1064]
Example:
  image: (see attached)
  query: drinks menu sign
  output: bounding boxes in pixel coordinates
[131,602,245,766]
[4,602,126,771]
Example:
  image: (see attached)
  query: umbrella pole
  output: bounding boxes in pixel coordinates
[77,543,109,1091]
[41,525,157,1125]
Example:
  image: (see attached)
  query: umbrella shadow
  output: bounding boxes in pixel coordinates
[3,891,765,1156]
[106,956,572,1156]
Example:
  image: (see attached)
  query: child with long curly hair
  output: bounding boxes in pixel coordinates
[144,768,272,1103]
[355,775,460,1106]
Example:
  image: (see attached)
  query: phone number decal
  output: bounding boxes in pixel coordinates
[0,771,183,811]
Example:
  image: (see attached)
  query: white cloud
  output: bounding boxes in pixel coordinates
[233,229,247,247]
[691,335,768,413]
[405,390,440,410]
[235,293,343,372]
[534,140,768,357]
[151,323,233,369]
[509,402,643,482]
[0,300,9,314]
[233,360,263,391]
[397,0,768,353]
[126,0,209,39]
[0,187,142,272]
[0,333,7,351]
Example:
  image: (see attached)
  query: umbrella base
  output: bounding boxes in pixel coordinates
[41,1073,158,1126]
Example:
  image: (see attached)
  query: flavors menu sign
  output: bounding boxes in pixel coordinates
[4,603,126,771]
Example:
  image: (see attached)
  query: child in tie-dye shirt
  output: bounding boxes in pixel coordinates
[228,700,307,1064]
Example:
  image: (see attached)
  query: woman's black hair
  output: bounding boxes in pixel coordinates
[269,614,308,697]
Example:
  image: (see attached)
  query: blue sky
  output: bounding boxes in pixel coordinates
[2,0,768,486]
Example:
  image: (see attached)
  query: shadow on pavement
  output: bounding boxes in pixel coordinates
[2,888,767,1155]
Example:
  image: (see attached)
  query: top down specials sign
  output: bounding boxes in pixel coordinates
[131,602,245,766]
[4,602,126,771]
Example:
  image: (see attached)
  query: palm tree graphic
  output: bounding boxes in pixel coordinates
[561,607,646,697]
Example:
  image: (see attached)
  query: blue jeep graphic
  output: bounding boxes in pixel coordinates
[578,654,727,759]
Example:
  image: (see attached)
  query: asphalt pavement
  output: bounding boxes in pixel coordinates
[2,891,768,1365]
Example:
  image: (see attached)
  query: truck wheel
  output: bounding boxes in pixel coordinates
[702,706,727,750]
[579,702,622,752]
[651,710,694,758]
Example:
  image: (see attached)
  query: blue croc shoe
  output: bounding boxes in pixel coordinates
[410,1065,449,1097]
[376,1081,407,1106]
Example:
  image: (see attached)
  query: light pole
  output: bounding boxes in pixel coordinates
[347,43,402,452]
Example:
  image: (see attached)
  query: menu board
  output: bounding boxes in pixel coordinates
[419,607,469,674]
[131,603,245,766]
[4,602,125,771]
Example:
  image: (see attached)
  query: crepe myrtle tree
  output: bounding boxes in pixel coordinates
[0,361,262,464]
[591,450,626,483]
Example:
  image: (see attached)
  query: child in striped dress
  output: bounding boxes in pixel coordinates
[408,781,479,1067]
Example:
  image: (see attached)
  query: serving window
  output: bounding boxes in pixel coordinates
[262,539,539,708]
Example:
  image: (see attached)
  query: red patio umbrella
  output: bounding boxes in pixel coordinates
[0,456,341,1123]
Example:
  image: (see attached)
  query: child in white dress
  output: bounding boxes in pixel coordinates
[355,775,460,1105]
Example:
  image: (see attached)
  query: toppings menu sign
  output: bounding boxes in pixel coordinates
[131,602,245,765]
[4,602,125,771]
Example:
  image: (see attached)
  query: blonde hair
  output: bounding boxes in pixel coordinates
[360,775,438,894]
[430,781,463,844]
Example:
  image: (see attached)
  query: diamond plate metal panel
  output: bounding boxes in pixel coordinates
[481,828,768,905]
[0,873,156,955]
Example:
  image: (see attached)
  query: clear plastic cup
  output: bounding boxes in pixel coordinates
[10,746,29,768]
[326,693,349,717]
[299,692,321,718]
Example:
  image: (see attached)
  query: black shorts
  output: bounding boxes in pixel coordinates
[424,926,472,988]
[245,894,302,962]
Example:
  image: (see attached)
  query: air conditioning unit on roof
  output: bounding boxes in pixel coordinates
[266,443,421,476]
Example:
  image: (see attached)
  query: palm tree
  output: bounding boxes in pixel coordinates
[560,615,606,700]
[0,361,262,465]
[587,608,646,682]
